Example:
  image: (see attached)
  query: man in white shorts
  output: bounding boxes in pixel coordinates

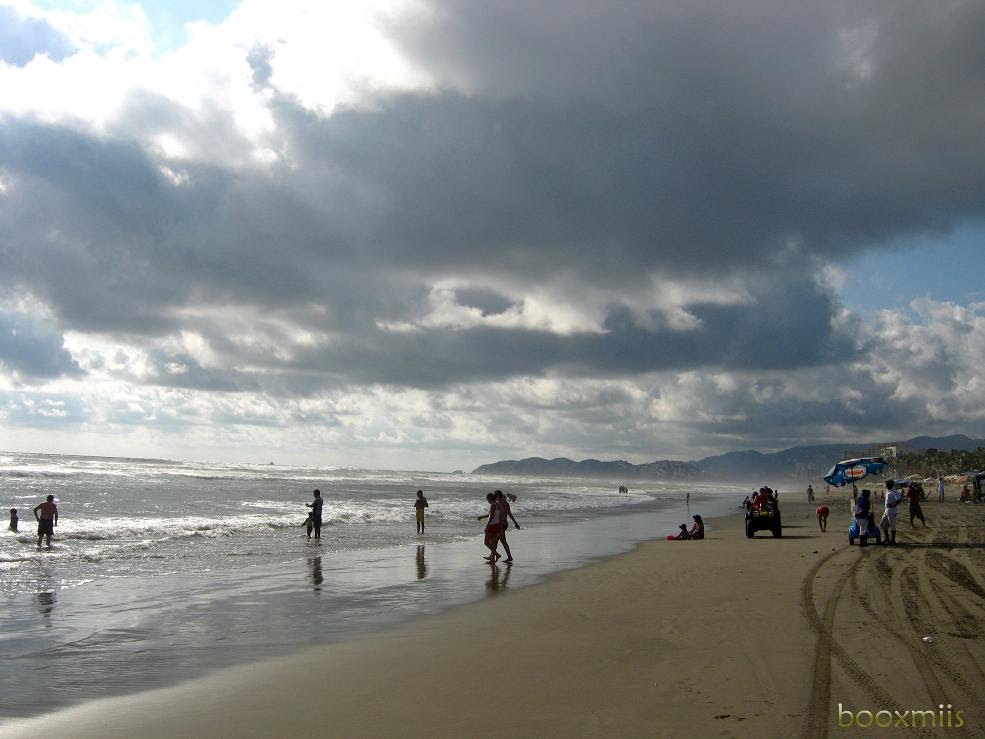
[881,480,903,546]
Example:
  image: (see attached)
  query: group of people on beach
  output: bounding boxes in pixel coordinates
[744,486,779,512]
[674,514,704,540]
[300,487,522,563]
[852,479,928,547]
[477,490,520,563]
[8,495,59,548]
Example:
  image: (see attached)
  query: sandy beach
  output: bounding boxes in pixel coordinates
[6,493,985,738]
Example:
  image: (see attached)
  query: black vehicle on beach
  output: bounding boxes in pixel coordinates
[744,487,782,538]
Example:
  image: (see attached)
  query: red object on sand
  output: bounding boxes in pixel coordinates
[666,534,674,540]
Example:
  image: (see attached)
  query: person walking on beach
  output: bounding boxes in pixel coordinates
[906,483,926,527]
[9,508,18,532]
[880,480,903,545]
[806,484,814,503]
[477,493,502,562]
[414,489,429,534]
[937,476,945,503]
[493,490,520,562]
[33,495,58,548]
[306,489,323,540]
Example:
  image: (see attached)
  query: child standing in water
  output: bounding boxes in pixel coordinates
[414,489,429,534]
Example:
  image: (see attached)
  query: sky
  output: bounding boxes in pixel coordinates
[1,0,985,471]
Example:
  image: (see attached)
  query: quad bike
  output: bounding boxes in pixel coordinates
[745,505,782,538]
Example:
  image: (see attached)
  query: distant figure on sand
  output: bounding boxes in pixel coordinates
[815,505,829,532]
[478,492,503,562]
[494,490,520,561]
[306,489,323,540]
[688,514,704,539]
[906,483,927,527]
[33,495,58,548]
[415,489,429,534]
[937,476,945,503]
[807,484,814,503]
[9,508,17,532]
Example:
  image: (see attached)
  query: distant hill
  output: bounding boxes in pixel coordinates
[693,434,985,481]
[471,457,701,479]
[471,435,985,482]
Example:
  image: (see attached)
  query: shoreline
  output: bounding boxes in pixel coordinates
[6,495,985,737]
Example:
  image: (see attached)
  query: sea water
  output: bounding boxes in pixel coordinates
[0,451,743,720]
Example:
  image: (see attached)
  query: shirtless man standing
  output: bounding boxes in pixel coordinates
[33,495,58,548]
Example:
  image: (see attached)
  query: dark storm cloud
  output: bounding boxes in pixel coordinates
[2,0,985,400]
[0,6,75,66]
[0,311,82,379]
[391,0,985,260]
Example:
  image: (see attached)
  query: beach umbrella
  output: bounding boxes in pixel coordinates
[823,457,887,487]
[906,473,922,481]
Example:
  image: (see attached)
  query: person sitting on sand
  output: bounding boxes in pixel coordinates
[688,514,704,540]
[8,508,17,532]
[959,484,971,503]
[815,504,829,532]
[675,523,690,540]
[477,493,503,562]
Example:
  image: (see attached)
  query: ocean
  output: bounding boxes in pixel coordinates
[0,451,744,720]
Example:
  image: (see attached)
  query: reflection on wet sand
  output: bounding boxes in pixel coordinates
[485,562,512,595]
[37,591,56,624]
[416,546,428,580]
[309,557,323,591]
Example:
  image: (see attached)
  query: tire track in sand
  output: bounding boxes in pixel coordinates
[801,548,936,739]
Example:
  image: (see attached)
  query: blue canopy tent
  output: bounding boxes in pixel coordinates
[823,457,888,488]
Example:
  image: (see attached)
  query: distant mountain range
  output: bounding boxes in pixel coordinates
[471,457,701,479]
[471,435,985,481]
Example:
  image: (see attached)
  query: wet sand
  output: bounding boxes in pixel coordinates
[6,495,985,738]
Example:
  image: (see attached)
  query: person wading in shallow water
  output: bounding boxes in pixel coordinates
[478,493,503,562]
[306,489,323,540]
[33,495,58,548]
[493,490,520,562]
[414,489,429,534]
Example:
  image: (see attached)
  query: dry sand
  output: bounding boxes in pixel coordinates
[6,494,985,738]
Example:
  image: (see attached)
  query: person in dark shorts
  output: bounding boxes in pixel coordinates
[306,489,323,540]
[906,483,926,527]
[33,495,58,548]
